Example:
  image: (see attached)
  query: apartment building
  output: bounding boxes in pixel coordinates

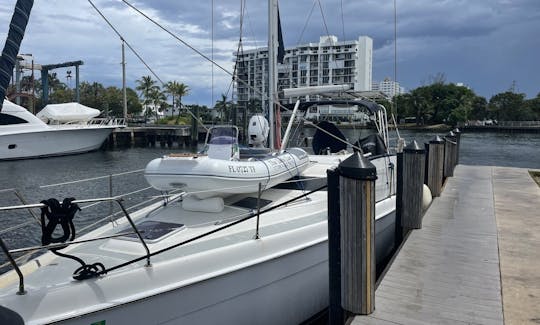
[235,35,373,108]
[372,77,405,99]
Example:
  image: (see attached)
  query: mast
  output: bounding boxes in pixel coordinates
[267,0,278,150]
[0,0,34,112]
[122,39,127,120]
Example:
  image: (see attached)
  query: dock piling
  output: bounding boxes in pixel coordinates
[425,135,444,197]
[401,140,426,229]
[337,152,377,315]
[444,131,457,178]
[453,127,461,164]
[327,168,343,325]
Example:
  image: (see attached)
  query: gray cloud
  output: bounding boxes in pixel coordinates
[0,0,539,106]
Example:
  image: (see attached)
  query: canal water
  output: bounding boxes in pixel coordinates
[0,130,539,267]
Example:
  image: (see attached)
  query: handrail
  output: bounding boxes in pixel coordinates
[0,178,328,293]
[99,184,328,276]
[0,197,151,294]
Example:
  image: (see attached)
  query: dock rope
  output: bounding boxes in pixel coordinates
[39,198,105,280]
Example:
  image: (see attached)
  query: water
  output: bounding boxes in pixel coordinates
[1,131,539,267]
[301,128,540,169]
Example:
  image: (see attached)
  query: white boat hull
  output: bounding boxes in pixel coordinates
[145,148,310,198]
[0,155,397,325]
[0,127,115,160]
[0,203,394,325]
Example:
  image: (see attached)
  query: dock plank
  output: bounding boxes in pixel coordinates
[353,165,540,325]
[492,167,540,325]
[352,165,504,325]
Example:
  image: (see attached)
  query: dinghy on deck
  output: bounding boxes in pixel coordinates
[144,122,310,201]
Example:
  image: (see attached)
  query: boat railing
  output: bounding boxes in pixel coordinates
[0,196,152,295]
[0,167,176,292]
[50,117,126,127]
[0,176,328,295]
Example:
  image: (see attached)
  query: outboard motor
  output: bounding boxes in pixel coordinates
[248,115,269,148]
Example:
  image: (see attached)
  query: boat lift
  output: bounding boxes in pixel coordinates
[40,60,84,105]
[12,58,84,107]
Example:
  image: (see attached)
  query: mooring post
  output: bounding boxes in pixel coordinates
[130,130,135,147]
[401,140,426,229]
[191,106,199,147]
[395,150,404,246]
[338,152,377,315]
[327,168,343,325]
[453,127,461,164]
[444,131,457,178]
[426,135,444,197]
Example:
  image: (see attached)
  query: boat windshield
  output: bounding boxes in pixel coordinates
[0,113,29,125]
[207,127,238,145]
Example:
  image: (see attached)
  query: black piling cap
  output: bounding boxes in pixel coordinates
[429,135,444,144]
[337,152,377,180]
[447,130,455,137]
[453,127,461,134]
[404,140,426,153]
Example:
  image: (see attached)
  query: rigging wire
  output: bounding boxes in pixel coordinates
[88,0,208,131]
[120,0,268,105]
[296,1,317,45]
[317,0,332,41]
[117,0,368,151]
[340,0,346,41]
[211,0,214,108]
[87,0,164,85]
[393,0,398,117]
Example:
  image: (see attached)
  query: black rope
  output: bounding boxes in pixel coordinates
[39,198,105,280]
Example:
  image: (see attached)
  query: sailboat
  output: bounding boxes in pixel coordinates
[0,1,398,324]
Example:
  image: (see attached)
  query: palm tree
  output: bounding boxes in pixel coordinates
[165,81,190,123]
[136,76,159,119]
[148,87,167,122]
[215,93,232,123]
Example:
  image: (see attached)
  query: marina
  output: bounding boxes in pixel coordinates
[0,0,539,323]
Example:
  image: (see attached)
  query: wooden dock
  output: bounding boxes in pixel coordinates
[351,165,540,325]
[106,126,195,148]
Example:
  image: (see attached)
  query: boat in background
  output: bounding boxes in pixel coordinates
[0,100,124,160]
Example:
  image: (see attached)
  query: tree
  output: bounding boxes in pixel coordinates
[136,76,159,119]
[488,91,526,121]
[148,87,167,121]
[214,93,233,123]
[165,81,190,123]
[126,88,143,116]
[469,96,488,120]
[80,81,106,110]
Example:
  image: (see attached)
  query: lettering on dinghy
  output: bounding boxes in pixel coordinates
[228,165,256,173]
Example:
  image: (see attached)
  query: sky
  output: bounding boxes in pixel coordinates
[1,0,539,107]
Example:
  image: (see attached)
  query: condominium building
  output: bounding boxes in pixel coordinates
[235,35,373,108]
[372,77,405,99]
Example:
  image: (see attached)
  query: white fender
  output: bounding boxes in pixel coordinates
[422,184,432,210]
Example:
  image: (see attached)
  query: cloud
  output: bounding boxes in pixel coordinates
[0,0,539,106]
